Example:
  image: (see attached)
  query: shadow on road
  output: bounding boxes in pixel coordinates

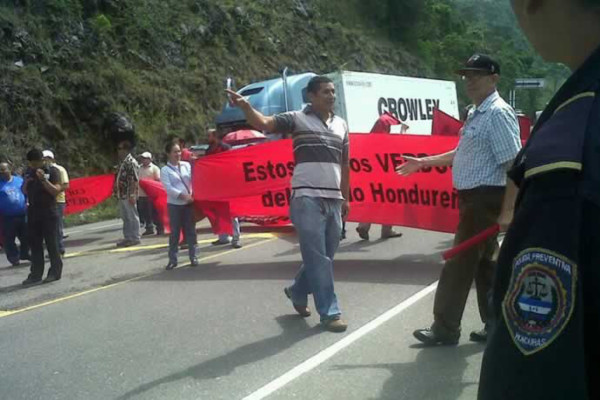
[63,236,104,248]
[332,343,483,400]
[138,257,443,287]
[117,314,320,400]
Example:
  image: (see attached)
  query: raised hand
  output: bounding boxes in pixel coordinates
[225,89,249,108]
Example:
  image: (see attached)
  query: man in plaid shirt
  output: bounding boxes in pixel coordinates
[114,139,141,248]
[397,54,521,345]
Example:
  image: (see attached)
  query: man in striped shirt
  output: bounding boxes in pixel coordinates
[227,76,350,332]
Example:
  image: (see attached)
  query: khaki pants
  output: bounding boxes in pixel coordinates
[432,186,504,334]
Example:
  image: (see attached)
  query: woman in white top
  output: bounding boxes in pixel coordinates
[160,143,198,269]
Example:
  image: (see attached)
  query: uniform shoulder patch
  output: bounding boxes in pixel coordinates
[502,248,577,356]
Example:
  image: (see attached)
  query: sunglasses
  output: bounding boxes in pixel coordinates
[461,72,493,81]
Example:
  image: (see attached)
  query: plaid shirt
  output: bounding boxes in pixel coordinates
[452,91,521,190]
[114,153,139,200]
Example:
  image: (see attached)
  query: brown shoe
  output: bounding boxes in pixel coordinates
[284,287,311,317]
[322,318,348,333]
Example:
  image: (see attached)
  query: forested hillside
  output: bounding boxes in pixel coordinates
[0,0,569,174]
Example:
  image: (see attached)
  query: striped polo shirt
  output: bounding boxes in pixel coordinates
[273,106,349,199]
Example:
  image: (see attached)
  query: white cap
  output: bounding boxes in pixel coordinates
[140,152,152,159]
[42,150,55,159]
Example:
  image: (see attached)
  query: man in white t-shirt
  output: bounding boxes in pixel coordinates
[137,152,163,236]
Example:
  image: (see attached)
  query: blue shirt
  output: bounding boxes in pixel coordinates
[0,175,26,216]
[452,91,522,190]
[160,162,193,205]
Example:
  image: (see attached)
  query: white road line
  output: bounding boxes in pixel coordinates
[65,222,121,235]
[242,281,439,400]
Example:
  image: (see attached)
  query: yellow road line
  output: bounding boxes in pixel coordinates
[63,233,277,259]
[0,237,278,319]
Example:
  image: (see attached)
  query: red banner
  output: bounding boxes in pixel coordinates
[65,174,115,215]
[139,179,232,235]
[194,134,460,233]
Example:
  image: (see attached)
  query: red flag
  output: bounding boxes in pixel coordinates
[370,112,402,134]
[138,179,171,234]
[518,115,532,141]
[65,174,115,215]
[432,108,463,136]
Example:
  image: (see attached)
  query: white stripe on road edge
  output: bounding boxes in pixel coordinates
[242,281,439,400]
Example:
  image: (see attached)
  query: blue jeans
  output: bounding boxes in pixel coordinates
[167,204,197,264]
[2,214,29,265]
[289,196,342,321]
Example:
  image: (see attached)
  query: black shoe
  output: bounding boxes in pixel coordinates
[231,241,242,249]
[60,250,65,256]
[469,328,488,342]
[142,229,155,236]
[156,230,165,236]
[340,229,347,240]
[165,262,177,270]
[356,227,369,241]
[44,275,60,284]
[22,277,43,286]
[211,239,229,246]
[413,328,459,346]
[190,258,199,267]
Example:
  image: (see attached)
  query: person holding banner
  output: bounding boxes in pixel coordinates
[160,142,198,270]
[227,76,350,333]
[398,54,521,345]
[206,129,242,249]
[479,1,600,398]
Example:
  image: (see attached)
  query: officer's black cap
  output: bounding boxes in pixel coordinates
[456,54,501,75]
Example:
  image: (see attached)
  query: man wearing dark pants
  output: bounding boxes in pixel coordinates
[227,76,350,332]
[43,150,69,255]
[0,162,29,266]
[397,54,521,344]
[22,149,63,286]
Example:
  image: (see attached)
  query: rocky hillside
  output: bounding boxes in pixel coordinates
[0,0,568,175]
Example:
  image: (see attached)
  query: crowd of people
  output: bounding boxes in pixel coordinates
[0,150,70,285]
[1,0,598,397]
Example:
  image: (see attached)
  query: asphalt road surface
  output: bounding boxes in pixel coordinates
[0,219,486,400]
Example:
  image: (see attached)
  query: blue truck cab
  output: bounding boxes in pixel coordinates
[215,72,315,133]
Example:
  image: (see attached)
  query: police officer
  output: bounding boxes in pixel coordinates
[479,1,600,398]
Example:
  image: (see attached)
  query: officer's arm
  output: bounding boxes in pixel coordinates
[498,178,518,232]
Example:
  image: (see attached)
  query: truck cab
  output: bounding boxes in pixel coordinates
[215,72,316,134]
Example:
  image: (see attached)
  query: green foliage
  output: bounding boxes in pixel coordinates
[0,0,569,180]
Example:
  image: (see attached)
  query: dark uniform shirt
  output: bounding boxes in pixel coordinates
[25,166,60,215]
[479,46,600,399]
